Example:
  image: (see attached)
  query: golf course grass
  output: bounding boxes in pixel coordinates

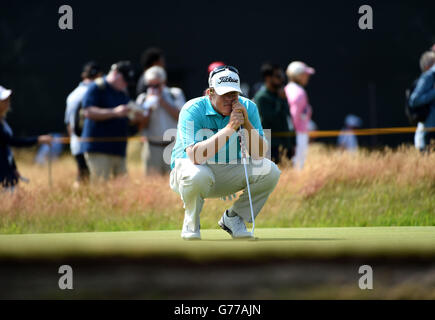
[1,227,434,299]
[1,226,434,261]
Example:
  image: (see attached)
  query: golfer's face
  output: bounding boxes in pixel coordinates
[213,91,239,116]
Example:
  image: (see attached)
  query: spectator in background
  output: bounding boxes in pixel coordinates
[254,63,294,164]
[204,61,225,95]
[64,61,103,185]
[0,86,52,191]
[412,51,435,151]
[410,52,435,150]
[34,133,63,165]
[136,47,165,97]
[136,66,185,175]
[284,61,315,169]
[337,114,362,152]
[81,61,140,181]
[208,61,225,75]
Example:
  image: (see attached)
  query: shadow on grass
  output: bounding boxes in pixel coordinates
[257,238,344,241]
[202,238,344,242]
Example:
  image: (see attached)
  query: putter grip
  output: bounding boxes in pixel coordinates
[238,126,247,158]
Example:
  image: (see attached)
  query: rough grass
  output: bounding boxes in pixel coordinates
[1,143,434,234]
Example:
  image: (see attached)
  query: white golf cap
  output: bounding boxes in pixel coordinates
[0,85,12,101]
[286,61,316,77]
[208,67,242,95]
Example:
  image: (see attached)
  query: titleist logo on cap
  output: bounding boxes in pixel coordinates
[217,76,238,84]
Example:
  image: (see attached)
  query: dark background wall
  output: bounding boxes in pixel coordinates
[1,0,434,147]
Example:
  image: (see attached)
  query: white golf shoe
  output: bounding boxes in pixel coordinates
[218,210,253,239]
[181,224,201,240]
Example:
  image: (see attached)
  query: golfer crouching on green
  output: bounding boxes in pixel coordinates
[170,66,281,240]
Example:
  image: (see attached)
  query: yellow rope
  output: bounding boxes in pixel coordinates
[52,126,435,143]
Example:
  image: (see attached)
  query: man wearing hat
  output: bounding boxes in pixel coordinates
[254,62,295,164]
[136,65,185,175]
[80,61,139,181]
[170,66,281,240]
[284,61,316,170]
[0,86,52,191]
[65,61,103,185]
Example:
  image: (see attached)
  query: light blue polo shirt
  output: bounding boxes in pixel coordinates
[171,95,264,169]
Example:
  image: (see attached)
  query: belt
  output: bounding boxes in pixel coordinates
[147,139,174,147]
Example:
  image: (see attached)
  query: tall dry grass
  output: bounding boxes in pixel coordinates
[1,142,434,233]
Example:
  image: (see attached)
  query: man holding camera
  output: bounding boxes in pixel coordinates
[170,66,281,240]
[136,66,185,175]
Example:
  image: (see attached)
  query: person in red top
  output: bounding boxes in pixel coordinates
[284,61,315,170]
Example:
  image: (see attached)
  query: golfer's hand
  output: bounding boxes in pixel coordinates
[227,105,245,131]
[231,101,250,127]
[38,135,52,145]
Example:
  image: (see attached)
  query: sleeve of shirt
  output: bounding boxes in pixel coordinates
[178,108,202,151]
[136,93,146,107]
[0,123,38,147]
[82,83,99,109]
[171,88,186,110]
[290,91,307,119]
[409,72,435,108]
[286,87,309,132]
[247,100,264,137]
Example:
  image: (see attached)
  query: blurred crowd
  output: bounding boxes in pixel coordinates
[1,44,435,190]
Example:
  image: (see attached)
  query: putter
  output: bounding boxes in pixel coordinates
[239,125,255,237]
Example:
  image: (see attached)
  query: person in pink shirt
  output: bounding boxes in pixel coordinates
[284,61,315,169]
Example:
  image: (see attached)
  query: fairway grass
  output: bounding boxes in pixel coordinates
[1,226,434,261]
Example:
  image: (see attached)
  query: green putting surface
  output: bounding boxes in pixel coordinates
[0,227,434,261]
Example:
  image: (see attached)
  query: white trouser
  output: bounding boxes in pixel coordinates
[293,133,309,170]
[414,122,425,151]
[169,158,281,233]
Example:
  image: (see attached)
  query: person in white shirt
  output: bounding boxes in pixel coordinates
[64,61,102,184]
[136,66,185,175]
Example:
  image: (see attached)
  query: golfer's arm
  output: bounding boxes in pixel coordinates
[84,106,117,121]
[186,127,235,165]
[244,121,268,159]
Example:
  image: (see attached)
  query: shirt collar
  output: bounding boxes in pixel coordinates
[205,96,219,116]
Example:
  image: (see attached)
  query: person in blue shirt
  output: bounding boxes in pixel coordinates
[0,86,52,191]
[170,66,281,240]
[81,61,141,181]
